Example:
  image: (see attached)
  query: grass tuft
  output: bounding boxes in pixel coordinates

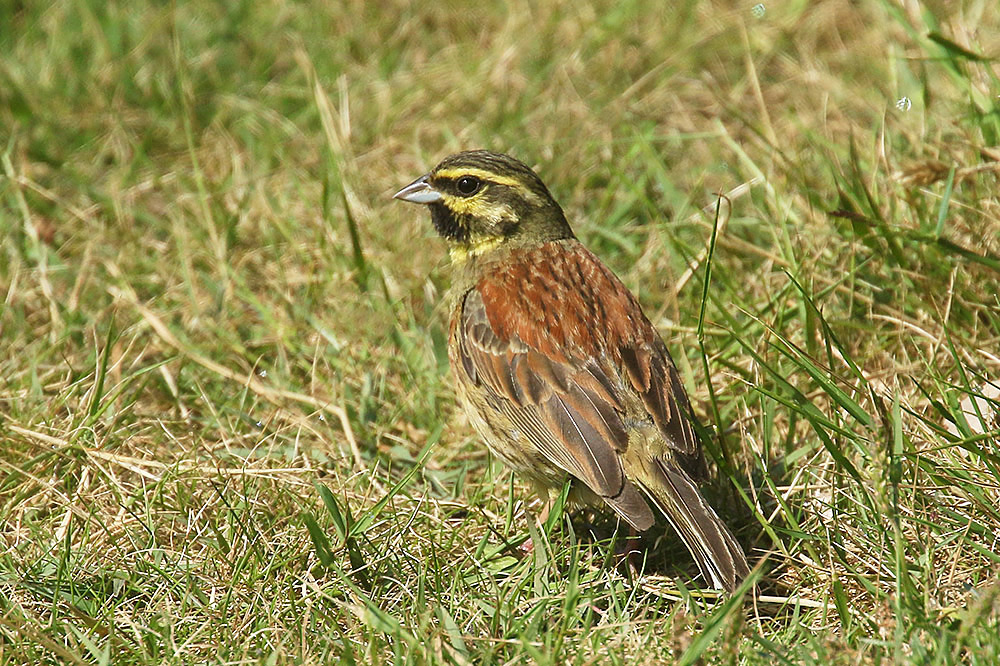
[2,0,999,663]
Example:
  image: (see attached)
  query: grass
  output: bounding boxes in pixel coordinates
[2,0,999,663]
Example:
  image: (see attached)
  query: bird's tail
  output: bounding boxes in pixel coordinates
[642,460,750,593]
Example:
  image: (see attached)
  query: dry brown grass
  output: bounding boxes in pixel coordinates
[2,0,999,663]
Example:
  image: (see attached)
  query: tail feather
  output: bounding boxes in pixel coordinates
[644,460,750,593]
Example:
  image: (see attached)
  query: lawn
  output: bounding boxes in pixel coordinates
[2,0,999,663]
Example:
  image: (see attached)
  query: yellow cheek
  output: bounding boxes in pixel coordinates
[442,195,515,227]
[441,195,480,217]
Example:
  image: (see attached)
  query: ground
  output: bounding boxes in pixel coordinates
[1,1,999,663]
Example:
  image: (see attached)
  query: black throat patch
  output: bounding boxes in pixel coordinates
[429,202,469,244]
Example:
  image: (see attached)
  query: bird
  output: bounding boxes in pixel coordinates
[393,150,750,592]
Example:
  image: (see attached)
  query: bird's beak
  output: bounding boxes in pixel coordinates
[393,174,443,204]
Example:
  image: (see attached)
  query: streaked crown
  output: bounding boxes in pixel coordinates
[394,151,574,255]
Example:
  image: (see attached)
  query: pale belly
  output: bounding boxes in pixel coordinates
[455,381,568,490]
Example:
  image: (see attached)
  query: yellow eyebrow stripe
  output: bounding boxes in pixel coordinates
[433,167,541,204]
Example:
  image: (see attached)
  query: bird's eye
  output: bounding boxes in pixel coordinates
[456,176,481,196]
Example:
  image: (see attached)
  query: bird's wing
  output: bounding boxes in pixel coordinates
[458,241,742,587]
[618,337,702,465]
[476,241,702,464]
[457,287,654,529]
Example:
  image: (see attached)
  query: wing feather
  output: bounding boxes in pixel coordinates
[451,240,744,585]
[458,289,643,509]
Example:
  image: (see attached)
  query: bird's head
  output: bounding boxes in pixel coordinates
[394,150,574,262]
